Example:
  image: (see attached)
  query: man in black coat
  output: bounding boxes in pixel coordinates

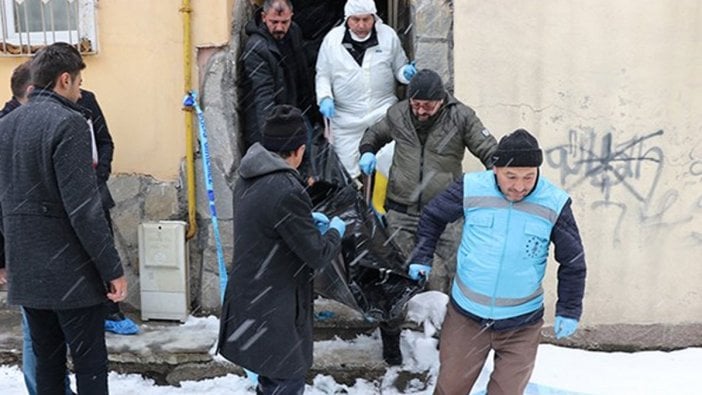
[78,90,139,335]
[0,61,31,116]
[240,0,317,152]
[0,42,126,394]
[218,105,345,395]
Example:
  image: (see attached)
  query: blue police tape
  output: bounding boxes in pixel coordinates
[182,91,228,302]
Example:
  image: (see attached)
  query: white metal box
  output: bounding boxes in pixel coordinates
[138,221,190,322]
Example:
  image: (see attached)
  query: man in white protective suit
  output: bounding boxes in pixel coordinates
[315,0,416,179]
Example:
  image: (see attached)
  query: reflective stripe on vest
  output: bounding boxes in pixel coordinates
[455,274,544,307]
[463,196,561,225]
[452,170,570,319]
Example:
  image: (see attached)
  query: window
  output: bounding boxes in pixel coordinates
[0,0,96,56]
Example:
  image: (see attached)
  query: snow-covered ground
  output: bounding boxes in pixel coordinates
[1,292,699,394]
[1,345,699,394]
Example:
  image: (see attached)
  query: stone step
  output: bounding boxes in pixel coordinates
[0,298,428,388]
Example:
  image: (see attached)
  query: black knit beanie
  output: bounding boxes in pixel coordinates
[407,69,445,101]
[492,129,543,167]
[262,105,307,152]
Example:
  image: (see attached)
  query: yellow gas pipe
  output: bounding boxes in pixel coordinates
[180,0,197,240]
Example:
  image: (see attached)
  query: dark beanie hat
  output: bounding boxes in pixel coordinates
[262,105,307,152]
[407,69,445,101]
[492,129,543,167]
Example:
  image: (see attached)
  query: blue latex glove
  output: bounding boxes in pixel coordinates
[554,316,579,339]
[407,263,432,281]
[402,61,417,81]
[319,97,335,118]
[312,212,330,234]
[359,152,377,175]
[329,216,346,237]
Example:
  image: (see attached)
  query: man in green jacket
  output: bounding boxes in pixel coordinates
[358,69,497,364]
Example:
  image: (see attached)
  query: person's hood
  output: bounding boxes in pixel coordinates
[344,0,383,23]
[238,143,297,179]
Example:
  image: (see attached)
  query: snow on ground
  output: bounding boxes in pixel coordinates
[1,291,700,394]
[1,346,700,394]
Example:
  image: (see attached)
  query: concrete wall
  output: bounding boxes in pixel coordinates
[454,1,702,327]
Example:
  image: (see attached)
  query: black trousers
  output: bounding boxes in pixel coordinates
[256,376,305,395]
[103,209,122,319]
[24,304,108,395]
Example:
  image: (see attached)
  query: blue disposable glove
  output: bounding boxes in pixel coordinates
[312,212,330,234]
[554,316,579,339]
[402,61,417,81]
[329,216,346,237]
[359,152,377,175]
[319,97,335,118]
[407,263,432,281]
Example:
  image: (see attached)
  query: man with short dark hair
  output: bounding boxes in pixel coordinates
[0,61,32,116]
[410,129,587,395]
[0,42,126,394]
[218,105,345,395]
[241,0,316,151]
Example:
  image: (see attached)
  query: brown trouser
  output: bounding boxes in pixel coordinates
[434,303,543,395]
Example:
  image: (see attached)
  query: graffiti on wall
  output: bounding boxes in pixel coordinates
[545,129,702,246]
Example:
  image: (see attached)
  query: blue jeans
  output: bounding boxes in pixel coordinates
[22,308,74,395]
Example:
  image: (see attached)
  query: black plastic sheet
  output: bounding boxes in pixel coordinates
[307,140,425,322]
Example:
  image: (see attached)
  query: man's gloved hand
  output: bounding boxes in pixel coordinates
[407,263,432,281]
[401,61,417,81]
[312,212,330,234]
[319,97,335,118]
[329,216,346,237]
[359,152,377,175]
[554,316,579,339]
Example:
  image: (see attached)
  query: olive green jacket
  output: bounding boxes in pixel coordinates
[360,94,498,214]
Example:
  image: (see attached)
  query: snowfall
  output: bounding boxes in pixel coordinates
[0,292,699,395]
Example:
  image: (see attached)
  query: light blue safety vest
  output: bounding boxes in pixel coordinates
[452,170,569,320]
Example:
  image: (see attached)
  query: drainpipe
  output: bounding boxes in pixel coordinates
[180,0,198,240]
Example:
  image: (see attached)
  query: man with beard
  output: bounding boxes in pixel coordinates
[240,0,317,152]
[357,69,498,364]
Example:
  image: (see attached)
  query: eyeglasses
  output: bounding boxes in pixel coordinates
[409,99,442,112]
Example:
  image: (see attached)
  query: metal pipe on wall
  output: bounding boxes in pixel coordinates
[180,0,198,240]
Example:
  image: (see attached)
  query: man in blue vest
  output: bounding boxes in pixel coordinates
[409,129,587,395]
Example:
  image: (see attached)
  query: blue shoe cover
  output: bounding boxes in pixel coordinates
[105,317,140,335]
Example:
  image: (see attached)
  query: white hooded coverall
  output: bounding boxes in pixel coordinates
[315,17,409,178]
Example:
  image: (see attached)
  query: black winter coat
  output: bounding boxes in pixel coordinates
[240,9,316,150]
[218,144,342,379]
[78,89,115,210]
[0,89,123,309]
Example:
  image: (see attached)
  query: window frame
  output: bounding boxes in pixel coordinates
[0,0,97,55]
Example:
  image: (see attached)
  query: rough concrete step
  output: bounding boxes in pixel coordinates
[0,299,429,388]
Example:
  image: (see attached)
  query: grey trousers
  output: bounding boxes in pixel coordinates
[385,209,462,293]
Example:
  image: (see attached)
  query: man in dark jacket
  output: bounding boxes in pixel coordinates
[240,0,317,151]
[78,90,139,335]
[410,129,587,395]
[0,42,126,395]
[0,61,31,116]
[218,105,345,395]
[358,69,498,365]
